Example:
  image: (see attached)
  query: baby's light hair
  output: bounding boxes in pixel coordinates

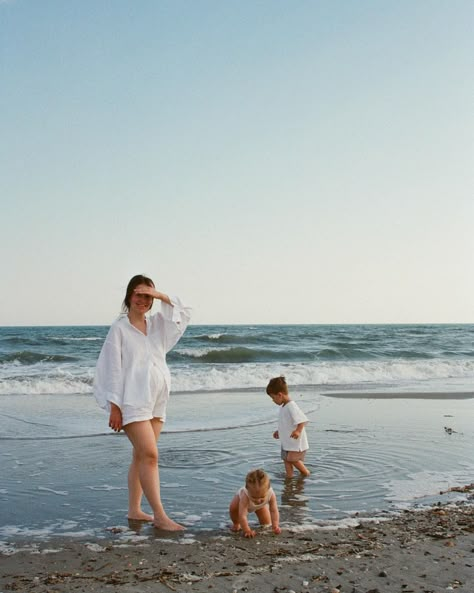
[245,468,270,490]
[266,375,288,396]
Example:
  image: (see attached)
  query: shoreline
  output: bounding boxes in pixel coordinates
[323,391,474,399]
[1,494,473,593]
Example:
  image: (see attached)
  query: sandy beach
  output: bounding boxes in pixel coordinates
[1,489,472,593]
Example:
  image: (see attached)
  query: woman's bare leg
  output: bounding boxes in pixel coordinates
[127,449,153,521]
[124,418,184,530]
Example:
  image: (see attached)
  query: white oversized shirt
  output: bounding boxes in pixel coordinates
[93,296,191,413]
[278,400,309,452]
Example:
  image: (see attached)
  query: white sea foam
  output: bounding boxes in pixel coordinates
[0,523,80,538]
[384,467,474,503]
[183,514,202,525]
[50,336,103,341]
[1,358,473,396]
[172,359,474,393]
[86,485,126,491]
[0,540,40,556]
[0,377,92,395]
[85,542,107,552]
[287,515,392,533]
[38,486,69,496]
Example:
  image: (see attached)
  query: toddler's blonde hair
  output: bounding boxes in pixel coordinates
[245,468,270,490]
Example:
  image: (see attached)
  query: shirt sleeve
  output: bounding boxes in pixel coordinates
[93,324,123,411]
[157,295,192,353]
[288,401,308,426]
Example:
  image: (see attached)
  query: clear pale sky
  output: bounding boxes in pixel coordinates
[1,1,473,326]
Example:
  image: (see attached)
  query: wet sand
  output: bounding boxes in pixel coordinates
[1,490,473,593]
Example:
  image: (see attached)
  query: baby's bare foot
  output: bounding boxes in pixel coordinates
[153,516,185,531]
[128,511,153,522]
[230,524,241,532]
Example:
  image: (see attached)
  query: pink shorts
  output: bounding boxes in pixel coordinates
[281,449,307,462]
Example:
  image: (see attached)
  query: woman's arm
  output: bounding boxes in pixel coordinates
[109,403,123,432]
[93,325,123,412]
[133,285,172,305]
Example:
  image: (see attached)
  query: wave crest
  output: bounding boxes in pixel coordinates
[0,351,78,365]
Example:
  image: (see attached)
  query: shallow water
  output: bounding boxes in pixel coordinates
[1,323,473,545]
[1,389,473,544]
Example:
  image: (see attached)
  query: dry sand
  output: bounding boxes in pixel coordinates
[1,494,473,593]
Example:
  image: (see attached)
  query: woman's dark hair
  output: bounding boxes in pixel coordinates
[266,376,288,396]
[122,274,155,312]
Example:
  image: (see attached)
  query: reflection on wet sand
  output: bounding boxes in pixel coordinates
[279,476,310,526]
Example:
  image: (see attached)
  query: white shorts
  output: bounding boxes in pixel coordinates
[122,368,169,426]
[121,398,168,426]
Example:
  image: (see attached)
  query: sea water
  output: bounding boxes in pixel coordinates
[0,323,473,544]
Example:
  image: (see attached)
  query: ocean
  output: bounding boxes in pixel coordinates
[1,323,473,547]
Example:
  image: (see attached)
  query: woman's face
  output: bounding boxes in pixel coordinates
[129,283,154,314]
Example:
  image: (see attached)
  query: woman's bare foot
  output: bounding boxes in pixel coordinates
[153,515,185,531]
[128,510,154,522]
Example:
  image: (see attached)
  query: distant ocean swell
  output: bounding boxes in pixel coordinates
[0,351,78,365]
[168,346,449,364]
[171,346,316,363]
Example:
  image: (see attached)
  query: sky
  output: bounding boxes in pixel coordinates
[1,0,473,326]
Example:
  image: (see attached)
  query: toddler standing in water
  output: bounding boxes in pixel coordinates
[229,469,281,538]
[267,376,310,478]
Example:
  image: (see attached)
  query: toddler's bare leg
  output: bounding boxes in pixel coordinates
[255,506,271,526]
[293,460,310,476]
[284,460,294,478]
[229,495,241,531]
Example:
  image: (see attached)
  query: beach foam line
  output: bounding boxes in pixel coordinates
[0,433,115,441]
[322,391,474,399]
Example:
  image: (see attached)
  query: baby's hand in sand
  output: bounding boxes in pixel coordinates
[243,529,256,538]
[273,525,282,535]
[273,430,279,439]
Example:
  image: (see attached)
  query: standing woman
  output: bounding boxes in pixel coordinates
[94,274,192,530]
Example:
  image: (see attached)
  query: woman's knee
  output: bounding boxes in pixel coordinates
[135,446,158,465]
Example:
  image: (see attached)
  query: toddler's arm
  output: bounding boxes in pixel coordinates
[238,494,255,538]
[290,421,307,439]
[273,430,279,439]
[269,492,281,534]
